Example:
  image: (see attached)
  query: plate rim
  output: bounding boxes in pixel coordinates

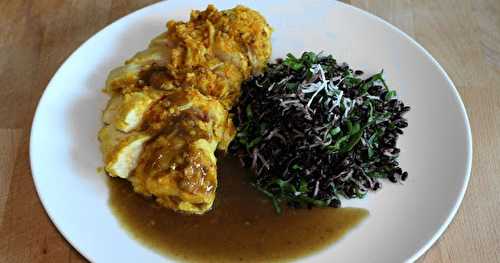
[29,1,473,262]
[341,3,473,262]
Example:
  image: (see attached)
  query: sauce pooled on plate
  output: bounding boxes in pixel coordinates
[108,157,368,262]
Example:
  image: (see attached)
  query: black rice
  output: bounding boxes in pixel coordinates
[229,52,410,213]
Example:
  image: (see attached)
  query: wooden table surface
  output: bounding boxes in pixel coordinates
[0,0,498,262]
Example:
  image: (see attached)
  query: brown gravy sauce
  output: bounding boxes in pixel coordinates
[108,157,368,262]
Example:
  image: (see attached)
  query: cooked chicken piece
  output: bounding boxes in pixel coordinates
[140,88,235,150]
[104,4,272,109]
[98,125,151,178]
[129,89,234,214]
[104,44,171,95]
[131,136,218,214]
[103,88,164,132]
[99,5,271,214]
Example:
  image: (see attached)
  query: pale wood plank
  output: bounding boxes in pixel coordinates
[0,134,81,262]
[0,0,43,129]
[413,0,496,88]
[473,0,500,72]
[0,130,22,228]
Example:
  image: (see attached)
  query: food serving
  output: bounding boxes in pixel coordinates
[231,52,410,212]
[98,5,272,214]
[29,0,473,261]
[97,3,410,262]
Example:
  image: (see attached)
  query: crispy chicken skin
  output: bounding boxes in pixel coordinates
[98,5,271,214]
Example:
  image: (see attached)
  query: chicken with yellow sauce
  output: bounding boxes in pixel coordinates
[98,5,272,214]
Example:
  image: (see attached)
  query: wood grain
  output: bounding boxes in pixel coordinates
[0,0,498,262]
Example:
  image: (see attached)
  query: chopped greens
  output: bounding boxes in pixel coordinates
[230,51,410,213]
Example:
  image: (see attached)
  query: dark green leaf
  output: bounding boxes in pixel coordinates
[283,53,304,71]
[341,130,363,153]
[385,90,397,101]
[286,82,299,91]
[329,127,341,137]
[245,104,253,119]
[299,178,309,192]
[247,137,262,149]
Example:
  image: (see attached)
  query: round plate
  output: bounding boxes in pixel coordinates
[30,0,472,262]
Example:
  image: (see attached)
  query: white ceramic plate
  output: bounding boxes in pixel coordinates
[30,0,472,262]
